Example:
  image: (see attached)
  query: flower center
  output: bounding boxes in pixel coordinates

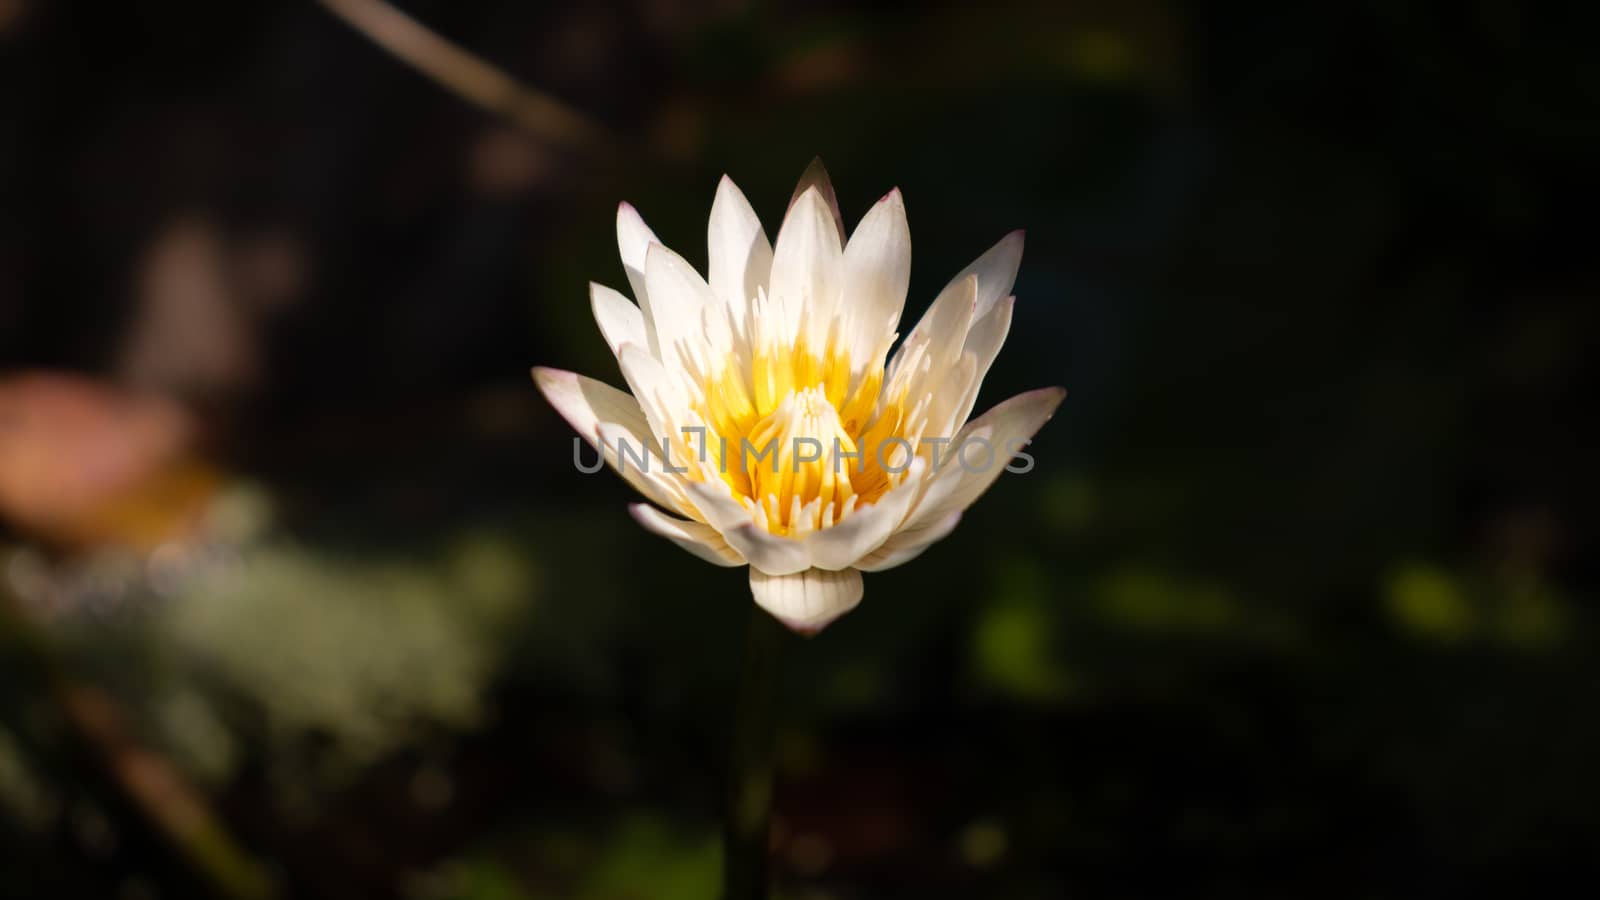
[741,385,857,533]
[687,331,908,534]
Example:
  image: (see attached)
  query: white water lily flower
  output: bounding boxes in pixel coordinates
[533,162,1064,634]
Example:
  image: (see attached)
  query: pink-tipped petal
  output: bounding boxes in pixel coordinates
[786,157,846,245]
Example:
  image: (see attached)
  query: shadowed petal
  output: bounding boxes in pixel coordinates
[951,230,1025,322]
[855,511,962,572]
[750,567,863,634]
[724,523,811,575]
[804,457,925,570]
[787,157,846,246]
[952,295,1015,426]
[531,367,687,514]
[900,386,1066,534]
[890,230,1023,385]
[888,273,976,394]
[683,478,753,531]
[629,503,745,566]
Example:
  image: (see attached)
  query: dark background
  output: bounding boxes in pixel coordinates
[1,1,1596,897]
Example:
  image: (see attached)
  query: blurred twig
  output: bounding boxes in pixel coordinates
[316,0,613,152]
[0,585,279,900]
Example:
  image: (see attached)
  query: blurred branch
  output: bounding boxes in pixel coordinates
[0,587,279,900]
[316,0,613,152]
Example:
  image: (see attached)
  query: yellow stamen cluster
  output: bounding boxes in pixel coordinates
[690,331,904,535]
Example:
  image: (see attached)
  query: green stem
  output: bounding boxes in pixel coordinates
[722,604,788,900]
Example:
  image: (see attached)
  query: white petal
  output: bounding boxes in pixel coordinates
[616,202,658,311]
[615,342,690,442]
[841,188,911,365]
[952,295,1014,427]
[900,386,1066,533]
[724,524,811,576]
[963,294,1015,371]
[683,478,810,575]
[768,187,843,349]
[643,243,716,372]
[532,366,648,440]
[952,230,1025,322]
[683,478,753,533]
[855,511,962,572]
[918,272,977,364]
[889,231,1022,383]
[803,457,926,570]
[531,367,686,514]
[923,351,979,447]
[590,282,647,359]
[595,420,694,513]
[889,273,976,393]
[750,567,863,634]
[629,503,744,566]
[707,175,773,334]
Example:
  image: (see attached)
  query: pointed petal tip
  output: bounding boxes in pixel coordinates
[529,365,572,388]
[1035,385,1068,414]
[529,367,606,443]
[999,229,1026,257]
[793,157,832,193]
[972,385,1067,433]
[790,160,831,198]
[792,183,826,208]
[788,158,846,243]
[617,203,653,245]
[713,173,747,203]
